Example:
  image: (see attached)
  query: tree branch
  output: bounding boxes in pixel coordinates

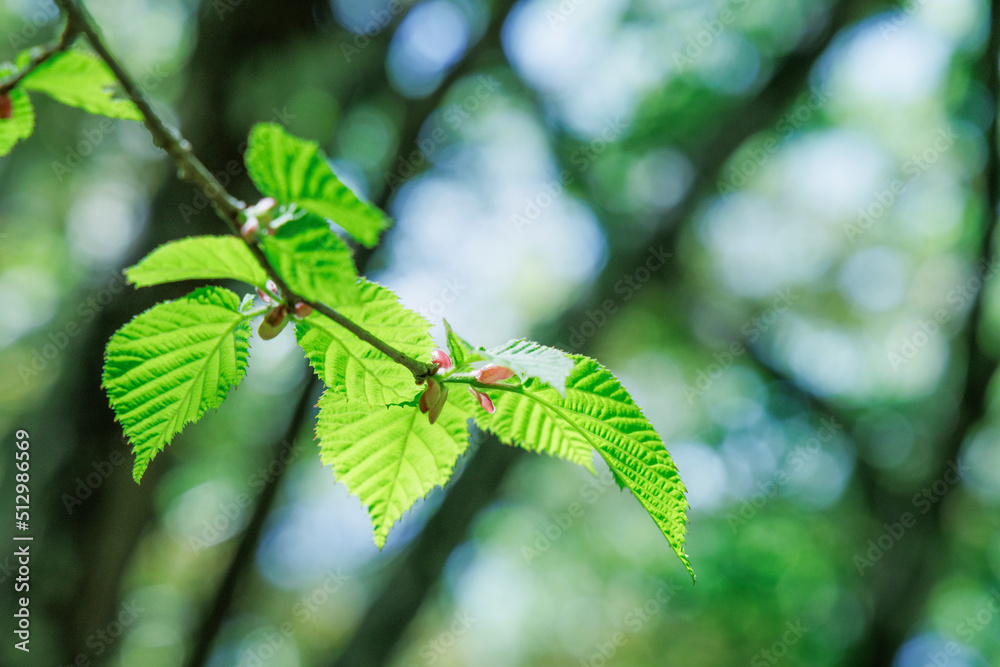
[0,21,79,95]
[324,3,873,665]
[178,2,517,663]
[53,0,437,381]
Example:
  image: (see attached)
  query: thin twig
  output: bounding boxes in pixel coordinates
[329,3,869,664]
[0,21,79,95]
[53,0,437,381]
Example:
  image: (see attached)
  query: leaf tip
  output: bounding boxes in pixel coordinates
[132,460,147,484]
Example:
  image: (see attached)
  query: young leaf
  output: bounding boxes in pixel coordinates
[125,236,269,289]
[245,123,389,247]
[443,319,481,368]
[482,339,574,394]
[471,375,596,471]
[296,281,432,406]
[102,287,252,482]
[260,212,360,306]
[474,356,693,579]
[20,50,142,121]
[0,65,35,156]
[316,388,475,548]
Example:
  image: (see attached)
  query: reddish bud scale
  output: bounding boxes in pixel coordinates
[258,304,288,340]
[0,94,11,120]
[293,302,313,319]
[476,364,514,384]
[419,378,441,414]
[468,386,495,414]
[431,349,453,372]
[427,385,449,425]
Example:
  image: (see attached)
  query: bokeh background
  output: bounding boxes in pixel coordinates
[1,0,999,665]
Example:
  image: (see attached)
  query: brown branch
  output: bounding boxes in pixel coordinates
[324,2,871,665]
[0,21,78,95]
[53,0,437,381]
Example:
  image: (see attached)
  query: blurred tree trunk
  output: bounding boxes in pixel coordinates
[50,0,331,660]
[328,2,882,665]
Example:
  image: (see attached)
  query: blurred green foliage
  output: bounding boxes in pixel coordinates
[1,0,999,665]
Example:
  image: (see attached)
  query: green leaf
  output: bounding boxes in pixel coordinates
[245,123,389,247]
[471,376,596,472]
[21,50,142,121]
[0,64,35,156]
[443,319,480,368]
[474,356,693,579]
[125,236,269,289]
[482,339,574,394]
[261,212,360,306]
[102,287,252,482]
[316,388,474,547]
[296,281,432,406]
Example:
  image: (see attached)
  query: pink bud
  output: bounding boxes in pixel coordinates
[419,378,441,414]
[240,217,259,240]
[468,386,495,414]
[255,286,272,304]
[428,384,449,425]
[476,364,514,385]
[266,280,279,297]
[293,302,313,319]
[431,349,453,371]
